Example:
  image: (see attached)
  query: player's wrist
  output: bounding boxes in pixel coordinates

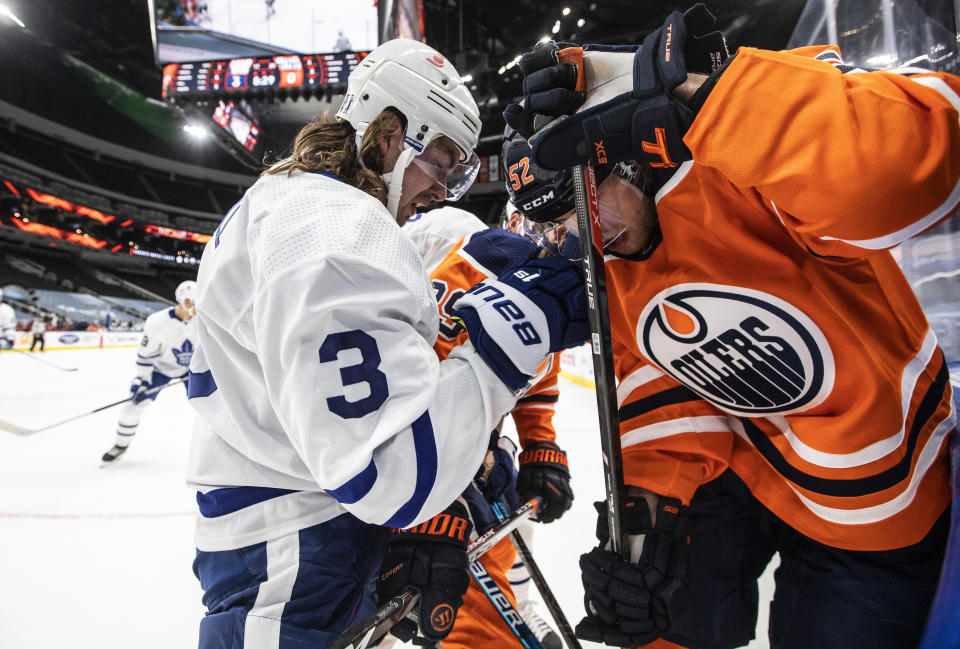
[671,72,709,104]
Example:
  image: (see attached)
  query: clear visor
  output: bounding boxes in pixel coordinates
[523,207,631,260]
[521,216,569,257]
[410,150,481,202]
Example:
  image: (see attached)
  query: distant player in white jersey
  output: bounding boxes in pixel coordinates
[100,280,196,466]
[0,288,16,350]
[29,315,46,351]
[186,39,588,649]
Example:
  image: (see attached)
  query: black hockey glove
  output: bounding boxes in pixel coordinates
[575,496,689,647]
[517,440,573,523]
[377,500,473,644]
[451,256,588,394]
[503,4,729,172]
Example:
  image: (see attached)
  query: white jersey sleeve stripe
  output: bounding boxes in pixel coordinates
[617,365,666,406]
[622,415,732,447]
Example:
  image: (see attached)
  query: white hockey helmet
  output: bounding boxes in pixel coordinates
[336,39,482,217]
[175,280,197,307]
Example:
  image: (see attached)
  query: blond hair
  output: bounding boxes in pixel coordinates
[264,111,404,205]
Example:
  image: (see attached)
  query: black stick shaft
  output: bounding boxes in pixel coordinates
[509,529,583,649]
[571,162,628,556]
[18,376,187,435]
[14,349,77,372]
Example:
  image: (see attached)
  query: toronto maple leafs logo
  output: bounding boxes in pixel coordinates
[172,339,194,367]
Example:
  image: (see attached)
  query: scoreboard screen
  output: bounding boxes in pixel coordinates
[212,100,261,153]
[163,51,368,98]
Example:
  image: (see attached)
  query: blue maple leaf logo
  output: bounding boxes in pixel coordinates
[172,339,194,366]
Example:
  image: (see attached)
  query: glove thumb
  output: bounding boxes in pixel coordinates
[417,591,460,642]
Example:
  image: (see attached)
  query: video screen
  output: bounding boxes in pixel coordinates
[152,0,378,64]
[212,100,260,152]
[161,51,367,97]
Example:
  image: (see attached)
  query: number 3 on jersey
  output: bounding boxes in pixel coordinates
[319,330,389,419]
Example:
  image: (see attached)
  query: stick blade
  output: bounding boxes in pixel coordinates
[0,417,34,435]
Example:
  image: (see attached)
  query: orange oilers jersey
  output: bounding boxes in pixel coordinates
[403,207,561,447]
[609,46,960,551]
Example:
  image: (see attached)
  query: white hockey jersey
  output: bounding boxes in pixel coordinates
[186,170,517,552]
[134,307,194,380]
[0,303,15,336]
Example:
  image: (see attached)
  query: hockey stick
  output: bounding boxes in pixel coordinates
[326,498,541,649]
[470,554,544,649]
[12,349,78,372]
[497,507,583,649]
[0,376,187,436]
[553,45,628,556]
[569,159,628,556]
[471,501,544,649]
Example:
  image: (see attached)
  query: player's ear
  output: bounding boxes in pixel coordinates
[377,121,402,156]
[378,127,403,173]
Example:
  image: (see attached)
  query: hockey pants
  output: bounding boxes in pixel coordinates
[635,470,948,649]
[193,511,387,649]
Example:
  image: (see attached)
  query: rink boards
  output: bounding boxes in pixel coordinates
[1,330,142,351]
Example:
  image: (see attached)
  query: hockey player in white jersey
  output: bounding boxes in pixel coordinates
[186,38,588,649]
[0,288,16,350]
[100,280,196,465]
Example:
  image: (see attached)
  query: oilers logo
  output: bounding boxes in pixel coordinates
[637,284,835,415]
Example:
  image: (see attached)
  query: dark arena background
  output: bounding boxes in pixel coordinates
[0,1,958,647]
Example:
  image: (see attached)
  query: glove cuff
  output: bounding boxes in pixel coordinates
[592,495,685,542]
[687,51,736,114]
[453,306,532,394]
[390,503,472,550]
[518,440,570,475]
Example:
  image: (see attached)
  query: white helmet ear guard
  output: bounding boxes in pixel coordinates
[336,39,481,217]
[175,280,197,307]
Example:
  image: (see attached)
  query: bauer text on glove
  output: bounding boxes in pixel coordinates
[452,256,589,393]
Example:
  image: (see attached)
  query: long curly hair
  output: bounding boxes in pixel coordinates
[264,110,403,206]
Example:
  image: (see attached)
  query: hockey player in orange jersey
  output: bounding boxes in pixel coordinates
[502,5,960,648]
[402,204,572,649]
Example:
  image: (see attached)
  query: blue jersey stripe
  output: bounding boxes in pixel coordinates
[188,369,218,398]
[196,486,298,518]
[517,393,560,404]
[384,411,438,528]
[326,459,378,505]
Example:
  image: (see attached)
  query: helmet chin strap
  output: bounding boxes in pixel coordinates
[381,147,416,220]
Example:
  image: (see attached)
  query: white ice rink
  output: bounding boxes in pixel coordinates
[0,346,774,649]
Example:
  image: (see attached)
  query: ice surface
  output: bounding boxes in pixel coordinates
[0,347,774,648]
